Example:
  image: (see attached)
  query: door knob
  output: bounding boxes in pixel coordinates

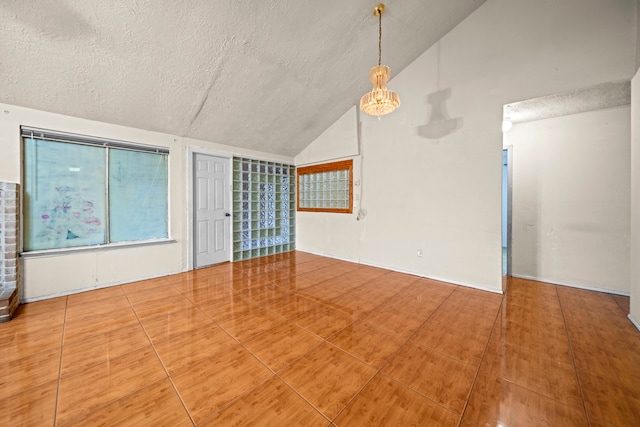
[225,212,231,217]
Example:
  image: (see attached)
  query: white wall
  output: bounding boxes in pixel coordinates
[0,103,293,301]
[631,69,640,327]
[505,107,631,293]
[295,0,636,293]
[295,107,359,166]
[636,0,640,73]
[634,0,640,328]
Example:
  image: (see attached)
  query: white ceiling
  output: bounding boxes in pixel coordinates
[504,80,631,124]
[0,0,486,157]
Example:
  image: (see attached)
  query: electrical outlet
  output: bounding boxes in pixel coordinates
[417,249,423,257]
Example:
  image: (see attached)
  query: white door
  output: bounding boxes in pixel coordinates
[194,154,231,267]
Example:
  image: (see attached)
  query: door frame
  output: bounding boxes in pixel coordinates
[503,146,513,279]
[186,148,233,270]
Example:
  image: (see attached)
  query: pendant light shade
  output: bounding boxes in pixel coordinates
[360,4,400,116]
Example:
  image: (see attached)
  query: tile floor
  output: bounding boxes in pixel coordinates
[1,251,639,426]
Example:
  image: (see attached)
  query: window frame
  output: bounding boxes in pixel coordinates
[296,159,353,214]
[20,126,170,254]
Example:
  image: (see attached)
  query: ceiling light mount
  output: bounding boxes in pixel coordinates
[360,3,400,117]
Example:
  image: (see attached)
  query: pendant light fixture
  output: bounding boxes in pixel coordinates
[359,3,400,117]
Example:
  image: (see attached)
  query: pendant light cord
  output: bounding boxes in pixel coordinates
[377,8,382,66]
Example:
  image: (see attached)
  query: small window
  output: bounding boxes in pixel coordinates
[22,127,169,252]
[297,160,353,213]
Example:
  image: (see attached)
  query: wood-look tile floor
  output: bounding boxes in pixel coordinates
[1,251,639,426]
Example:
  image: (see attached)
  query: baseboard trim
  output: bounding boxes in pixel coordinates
[297,249,503,295]
[629,314,640,332]
[510,274,630,296]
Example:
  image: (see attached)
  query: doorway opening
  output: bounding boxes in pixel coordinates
[502,147,512,277]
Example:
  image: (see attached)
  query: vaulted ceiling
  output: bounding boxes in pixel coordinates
[0,0,486,156]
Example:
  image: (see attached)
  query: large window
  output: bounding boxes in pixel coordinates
[22,127,169,252]
[297,159,353,213]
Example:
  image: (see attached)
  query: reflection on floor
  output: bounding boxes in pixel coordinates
[1,251,638,426]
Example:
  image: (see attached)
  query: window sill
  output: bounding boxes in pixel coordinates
[20,238,177,259]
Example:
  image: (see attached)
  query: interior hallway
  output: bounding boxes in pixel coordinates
[1,251,638,426]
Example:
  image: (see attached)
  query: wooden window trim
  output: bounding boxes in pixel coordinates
[297,159,353,213]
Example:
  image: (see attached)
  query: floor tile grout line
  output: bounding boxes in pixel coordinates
[2,255,294,421]
[15,253,634,425]
[58,344,155,381]
[456,285,505,427]
[272,336,349,423]
[377,371,463,415]
[198,336,333,426]
[190,272,334,424]
[474,343,589,410]
[180,260,376,422]
[226,277,333,413]
[472,372,587,413]
[52,295,69,427]
[275,376,333,424]
[0,323,66,393]
[465,281,592,421]
[189,370,275,425]
[123,290,197,427]
[161,290,296,424]
[55,377,173,427]
[405,338,484,370]
[215,265,386,424]
[330,284,461,423]
[56,321,153,377]
[323,323,400,369]
[556,285,592,426]
[325,347,391,423]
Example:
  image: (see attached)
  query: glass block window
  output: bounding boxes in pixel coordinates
[232,157,296,261]
[297,160,353,213]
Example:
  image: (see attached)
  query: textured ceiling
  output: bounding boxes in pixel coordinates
[0,0,486,156]
[504,80,631,124]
